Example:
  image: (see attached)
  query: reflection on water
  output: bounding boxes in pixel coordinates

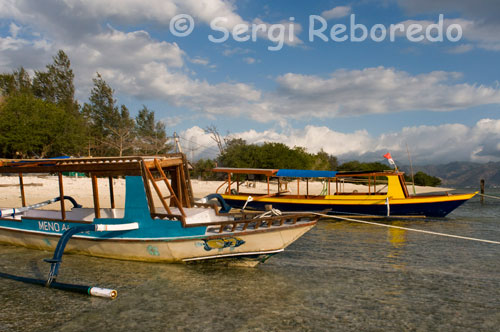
[1,194,500,331]
[387,223,407,271]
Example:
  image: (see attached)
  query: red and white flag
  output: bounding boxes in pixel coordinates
[383,152,397,169]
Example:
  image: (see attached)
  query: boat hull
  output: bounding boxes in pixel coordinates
[0,221,315,266]
[222,193,477,217]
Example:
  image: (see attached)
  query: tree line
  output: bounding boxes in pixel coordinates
[0,50,170,158]
[192,138,441,186]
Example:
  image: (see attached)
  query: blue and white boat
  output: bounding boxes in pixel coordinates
[0,155,317,267]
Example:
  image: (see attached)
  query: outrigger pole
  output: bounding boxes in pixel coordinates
[0,222,138,299]
[0,196,81,217]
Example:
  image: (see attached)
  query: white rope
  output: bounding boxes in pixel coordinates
[255,208,282,219]
[477,193,500,200]
[241,195,254,210]
[311,212,500,245]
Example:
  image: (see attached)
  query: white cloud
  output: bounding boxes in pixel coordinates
[4,0,302,46]
[398,0,500,53]
[243,57,256,64]
[265,67,500,120]
[396,0,500,24]
[190,56,210,66]
[9,22,21,38]
[321,6,351,20]
[0,22,262,114]
[447,44,474,54]
[182,119,500,163]
[222,47,252,57]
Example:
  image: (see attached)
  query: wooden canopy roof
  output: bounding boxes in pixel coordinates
[0,154,185,176]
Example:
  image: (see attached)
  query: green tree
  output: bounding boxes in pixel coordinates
[100,105,136,157]
[412,171,442,187]
[337,161,391,172]
[218,139,317,170]
[83,73,135,156]
[33,50,78,114]
[0,67,32,96]
[312,149,337,170]
[0,94,85,158]
[217,138,257,168]
[135,106,172,155]
[192,158,217,180]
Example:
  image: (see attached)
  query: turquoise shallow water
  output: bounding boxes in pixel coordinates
[1,192,499,332]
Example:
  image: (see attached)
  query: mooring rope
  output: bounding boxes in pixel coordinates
[310,212,500,245]
[477,193,500,200]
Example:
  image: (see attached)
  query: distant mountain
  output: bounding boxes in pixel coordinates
[400,162,500,189]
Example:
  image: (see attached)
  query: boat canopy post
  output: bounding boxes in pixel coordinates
[236,174,240,194]
[91,174,101,218]
[267,176,270,195]
[176,168,183,207]
[227,173,231,194]
[108,176,115,209]
[297,178,300,195]
[58,172,66,220]
[306,178,309,198]
[328,179,331,195]
[18,173,26,207]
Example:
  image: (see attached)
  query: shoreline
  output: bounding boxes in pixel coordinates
[0,175,454,209]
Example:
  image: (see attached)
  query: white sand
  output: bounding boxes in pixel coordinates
[0,175,453,209]
[191,179,453,198]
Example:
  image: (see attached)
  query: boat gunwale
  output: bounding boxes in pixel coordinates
[0,218,318,242]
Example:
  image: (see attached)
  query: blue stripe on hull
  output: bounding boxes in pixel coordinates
[224,198,469,217]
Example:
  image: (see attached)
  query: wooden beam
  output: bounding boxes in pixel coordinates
[108,176,115,209]
[58,172,66,220]
[91,174,100,219]
[19,173,26,207]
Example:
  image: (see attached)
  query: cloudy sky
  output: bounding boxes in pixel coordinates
[1,0,499,164]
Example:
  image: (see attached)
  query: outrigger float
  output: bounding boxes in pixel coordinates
[0,154,317,298]
[212,168,477,218]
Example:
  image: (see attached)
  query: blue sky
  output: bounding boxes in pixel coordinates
[1,0,499,164]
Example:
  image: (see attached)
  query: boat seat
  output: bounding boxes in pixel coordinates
[158,207,231,225]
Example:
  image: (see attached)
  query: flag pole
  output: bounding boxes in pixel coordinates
[406,143,416,195]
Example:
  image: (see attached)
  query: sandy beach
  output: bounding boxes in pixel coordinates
[0,175,453,209]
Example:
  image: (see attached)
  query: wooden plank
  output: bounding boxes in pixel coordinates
[141,164,156,214]
[177,164,191,208]
[212,167,278,176]
[154,159,185,217]
[181,153,194,205]
[0,162,142,174]
[175,167,183,207]
[144,162,173,215]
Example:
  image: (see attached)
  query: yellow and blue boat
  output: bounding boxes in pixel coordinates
[212,168,477,218]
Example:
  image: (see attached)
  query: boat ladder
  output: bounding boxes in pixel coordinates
[144,158,186,217]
